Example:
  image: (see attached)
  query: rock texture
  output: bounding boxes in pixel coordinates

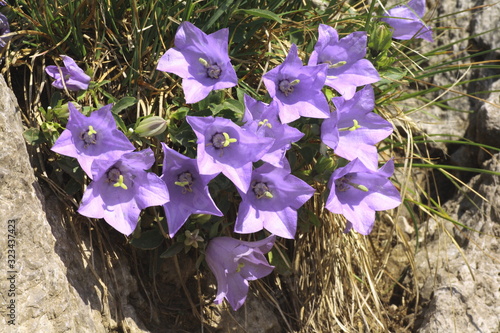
[414,153,500,333]
[403,2,500,330]
[414,1,500,166]
[0,75,149,332]
[205,292,281,333]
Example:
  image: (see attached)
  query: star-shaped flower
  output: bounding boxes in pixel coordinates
[160,143,222,237]
[51,103,136,178]
[0,13,10,48]
[186,116,273,191]
[242,95,304,168]
[156,22,238,104]
[320,85,393,170]
[325,158,401,235]
[262,44,329,124]
[308,24,380,100]
[381,0,433,42]
[234,163,315,239]
[78,149,170,236]
[45,55,91,91]
[205,235,275,311]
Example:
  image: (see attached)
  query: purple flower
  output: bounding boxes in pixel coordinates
[51,103,135,178]
[160,143,222,237]
[0,13,10,48]
[156,22,238,104]
[242,95,304,168]
[320,85,393,170]
[186,116,273,191]
[205,235,275,311]
[325,158,401,235]
[308,24,380,100]
[381,0,433,42]
[262,44,329,124]
[78,149,169,236]
[45,55,91,91]
[234,163,315,239]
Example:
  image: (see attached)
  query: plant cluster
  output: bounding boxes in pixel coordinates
[1,0,445,324]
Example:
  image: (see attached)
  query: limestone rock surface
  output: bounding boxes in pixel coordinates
[0,75,149,333]
[415,153,500,333]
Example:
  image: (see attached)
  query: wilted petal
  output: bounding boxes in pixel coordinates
[205,236,275,311]
[382,0,433,42]
[45,55,91,91]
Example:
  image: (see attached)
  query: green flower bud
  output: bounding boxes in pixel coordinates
[314,155,335,175]
[134,116,168,137]
[51,104,69,119]
[369,24,393,53]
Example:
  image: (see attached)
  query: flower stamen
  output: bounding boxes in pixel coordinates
[324,60,347,69]
[258,119,273,129]
[279,79,300,96]
[113,174,128,190]
[175,171,193,193]
[335,175,368,192]
[252,182,273,199]
[80,125,98,147]
[199,57,222,79]
[235,262,245,273]
[338,119,361,132]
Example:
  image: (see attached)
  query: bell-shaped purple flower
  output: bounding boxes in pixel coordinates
[160,143,222,237]
[381,0,433,42]
[186,116,273,191]
[325,158,401,235]
[235,163,315,239]
[242,95,304,168]
[78,149,169,236]
[156,22,238,104]
[51,103,135,178]
[45,55,91,91]
[321,85,393,170]
[262,44,329,124]
[0,13,10,48]
[205,235,275,311]
[308,24,380,100]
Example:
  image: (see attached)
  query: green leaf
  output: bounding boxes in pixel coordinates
[112,96,137,114]
[23,128,43,145]
[160,242,184,258]
[112,113,128,134]
[235,9,282,24]
[268,247,292,276]
[222,99,244,115]
[378,67,407,83]
[130,228,164,250]
[170,107,190,121]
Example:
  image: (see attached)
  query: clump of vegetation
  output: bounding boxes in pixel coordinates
[1,0,497,331]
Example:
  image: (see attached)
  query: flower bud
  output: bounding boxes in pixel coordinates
[134,116,168,137]
[369,24,393,53]
[53,103,70,119]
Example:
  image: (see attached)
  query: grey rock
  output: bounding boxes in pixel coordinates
[411,1,500,164]
[475,78,500,162]
[0,75,149,332]
[415,153,500,333]
[205,292,281,333]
